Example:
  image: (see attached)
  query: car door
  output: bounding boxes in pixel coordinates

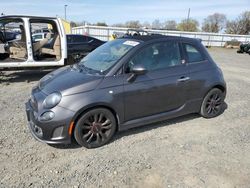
[123,40,189,121]
[77,35,90,53]
[66,35,74,54]
[68,35,88,54]
[182,42,211,101]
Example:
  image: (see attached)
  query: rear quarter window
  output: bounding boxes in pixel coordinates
[184,43,205,63]
[67,36,73,43]
[75,35,87,42]
[67,35,87,43]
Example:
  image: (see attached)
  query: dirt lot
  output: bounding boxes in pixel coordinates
[0,48,250,188]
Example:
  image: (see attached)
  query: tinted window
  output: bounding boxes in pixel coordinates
[128,41,181,72]
[74,35,86,42]
[67,36,73,43]
[184,44,205,63]
[86,36,95,42]
[67,35,87,43]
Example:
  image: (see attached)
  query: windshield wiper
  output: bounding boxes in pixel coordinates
[78,64,102,75]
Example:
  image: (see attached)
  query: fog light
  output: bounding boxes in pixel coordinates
[31,123,43,138]
[40,111,55,121]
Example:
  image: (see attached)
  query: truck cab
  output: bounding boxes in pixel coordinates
[0,15,68,70]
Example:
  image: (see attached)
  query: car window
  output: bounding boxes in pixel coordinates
[127,41,181,72]
[86,36,94,42]
[184,43,205,63]
[67,36,73,43]
[67,35,87,43]
[79,39,139,74]
[75,35,87,42]
[32,35,42,40]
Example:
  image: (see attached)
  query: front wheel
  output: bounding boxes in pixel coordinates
[74,108,117,148]
[200,88,225,118]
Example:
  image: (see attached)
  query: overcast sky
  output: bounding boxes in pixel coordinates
[0,0,249,24]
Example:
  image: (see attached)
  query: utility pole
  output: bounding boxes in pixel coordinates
[64,5,68,20]
[186,8,190,31]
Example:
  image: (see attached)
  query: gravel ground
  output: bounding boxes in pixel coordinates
[0,48,250,188]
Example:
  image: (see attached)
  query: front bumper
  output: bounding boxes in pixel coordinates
[25,100,75,144]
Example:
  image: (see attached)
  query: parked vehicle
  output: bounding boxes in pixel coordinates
[67,34,105,64]
[33,28,52,34]
[0,15,69,70]
[25,34,227,148]
[3,31,20,41]
[32,32,49,42]
[237,42,250,54]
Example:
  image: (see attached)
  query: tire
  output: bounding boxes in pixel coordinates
[66,55,76,65]
[243,46,248,53]
[74,108,117,148]
[200,88,225,118]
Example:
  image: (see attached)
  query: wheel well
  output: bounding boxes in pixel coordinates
[199,84,226,111]
[212,85,226,94]
[71,105,119,137]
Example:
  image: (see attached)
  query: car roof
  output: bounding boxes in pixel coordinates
[0,15,56,20]
[122,34,199,43]
[66,34,97,40]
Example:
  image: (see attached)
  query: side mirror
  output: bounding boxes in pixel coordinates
[127,65,147,82]
[130,65,147,75]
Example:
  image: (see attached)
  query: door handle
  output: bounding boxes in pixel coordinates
[177,76,190,82]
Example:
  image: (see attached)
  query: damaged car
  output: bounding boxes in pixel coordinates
[26,34,227,148]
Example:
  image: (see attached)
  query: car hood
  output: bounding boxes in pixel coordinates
[39,65,103,96]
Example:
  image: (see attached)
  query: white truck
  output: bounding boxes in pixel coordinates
[0,15,69,70]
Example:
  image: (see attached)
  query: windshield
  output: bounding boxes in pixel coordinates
[78,39,141,75]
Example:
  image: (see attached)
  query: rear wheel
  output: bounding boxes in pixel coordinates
[200,88,225,118]
[237,49,243,53]
[74,108,116,148]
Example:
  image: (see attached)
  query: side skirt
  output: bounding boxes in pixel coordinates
[118,99,202,131]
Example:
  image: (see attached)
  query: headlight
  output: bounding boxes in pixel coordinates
[43,92,62,109]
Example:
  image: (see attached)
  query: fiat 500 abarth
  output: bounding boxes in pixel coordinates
[25,34,226,148]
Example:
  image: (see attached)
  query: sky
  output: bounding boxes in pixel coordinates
[0,0,249,25]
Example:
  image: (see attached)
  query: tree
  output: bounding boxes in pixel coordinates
[239,11,250,34]
[226,20,241,34]
[163,20,177,30]
[112,23,125,27]
[96,22,108,27]
[202,13,227,33]
[125,20,141,28]
[142,21,151,29]
[70,21,77,28]
[226,11,250,35]
[177,18,199,32]
[152,19,162,29]
[75,21,89,26]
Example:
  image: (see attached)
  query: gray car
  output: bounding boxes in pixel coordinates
[25,35,227,148]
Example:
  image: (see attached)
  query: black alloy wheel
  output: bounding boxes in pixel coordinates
[74,108,116,148]
[200,88,225,118]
